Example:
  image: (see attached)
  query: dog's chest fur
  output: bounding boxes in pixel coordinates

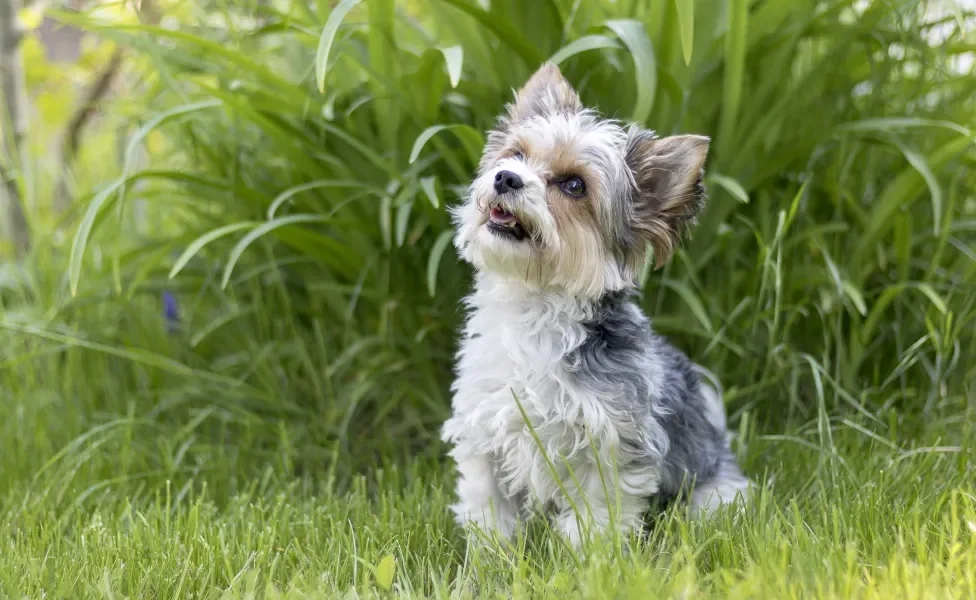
[442,277,667,506]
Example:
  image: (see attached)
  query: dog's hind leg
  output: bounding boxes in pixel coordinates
[690,452,750,515]
[690,372,751,514]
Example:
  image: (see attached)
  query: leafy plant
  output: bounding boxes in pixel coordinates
[27,0,976,472]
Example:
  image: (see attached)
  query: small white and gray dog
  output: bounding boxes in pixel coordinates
[441,63,749,546]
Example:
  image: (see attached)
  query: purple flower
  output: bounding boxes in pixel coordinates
[162,291,180,332]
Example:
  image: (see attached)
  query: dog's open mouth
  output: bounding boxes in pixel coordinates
[487,205,528,241]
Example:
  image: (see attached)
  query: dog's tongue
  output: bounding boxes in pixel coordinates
[490,206,517,224]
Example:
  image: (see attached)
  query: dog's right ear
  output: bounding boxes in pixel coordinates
[508,62,582,122]
[624,128,709,270]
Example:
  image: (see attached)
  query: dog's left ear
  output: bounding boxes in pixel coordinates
[625,128,709,269]
[509,62,582,121]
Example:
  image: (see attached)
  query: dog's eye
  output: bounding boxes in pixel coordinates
[559,177,586,197]
[512,150,525,161]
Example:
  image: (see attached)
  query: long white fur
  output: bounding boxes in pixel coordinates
[442,275,665,544]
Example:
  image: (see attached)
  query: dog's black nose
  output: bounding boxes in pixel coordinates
[493,170,524,194]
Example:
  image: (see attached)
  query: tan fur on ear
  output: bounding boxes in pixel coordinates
[625,129,709,269]
[509,62,582,121]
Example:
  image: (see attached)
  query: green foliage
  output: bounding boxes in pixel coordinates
[54,0,975,444]
[0,0,973,594]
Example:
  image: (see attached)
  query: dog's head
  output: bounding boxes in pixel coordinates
[452,63,709,299]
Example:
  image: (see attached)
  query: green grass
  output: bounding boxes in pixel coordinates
[2,0,975,596]
[0,293,973,597]
[0,341,973,597]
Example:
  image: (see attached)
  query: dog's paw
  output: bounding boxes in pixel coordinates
[552,511,587,548]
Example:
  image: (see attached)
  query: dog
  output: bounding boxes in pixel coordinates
[441,63,749,547]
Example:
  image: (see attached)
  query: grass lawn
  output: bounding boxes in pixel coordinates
[1,332,973,598]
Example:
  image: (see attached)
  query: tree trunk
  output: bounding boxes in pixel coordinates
[52,47,123,213]
[53,0,160,215]
[0,0,31,256]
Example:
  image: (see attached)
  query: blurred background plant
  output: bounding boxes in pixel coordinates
[1,0,974,500]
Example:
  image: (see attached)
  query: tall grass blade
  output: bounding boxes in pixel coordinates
[853,136,973,275]
[315,0,362,93]
[69,101,221,295]
[862,283,949,344]
[837,118,972,137]
[606,19,657,124]
[169,222,260,279]
[68,180,123,297]
[267,180,379,220]
[433,0,544,65]
[438,46,464,88]
[420,177,440,209]
[718,0,748,157]
[892,141,944,236]
[674,0,695,65]
[409,124,484,165]
[426,230,455,297]
[707,173,750,204]
[221,215,330,288]
[549,35,622,65]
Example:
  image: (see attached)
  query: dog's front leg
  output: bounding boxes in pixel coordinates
[551,465,649,547]
[450,451,519,542]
